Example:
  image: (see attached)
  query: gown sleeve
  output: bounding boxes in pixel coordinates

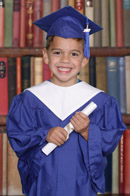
[6,93,49,193]
[79,96,126,193]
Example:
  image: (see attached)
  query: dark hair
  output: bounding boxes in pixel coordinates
[46,35,84,50]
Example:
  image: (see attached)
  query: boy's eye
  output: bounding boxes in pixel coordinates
[71,52,79,56]
[53,51,61,55]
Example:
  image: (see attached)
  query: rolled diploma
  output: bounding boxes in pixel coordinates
[42,101,97,156]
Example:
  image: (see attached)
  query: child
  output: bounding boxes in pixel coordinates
[7,6,126,196]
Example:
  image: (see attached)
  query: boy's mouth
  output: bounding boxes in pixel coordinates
[57,67,72,72]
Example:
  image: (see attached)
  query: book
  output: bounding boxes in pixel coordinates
[16,57,22,94]
[89,57,96,87]
[0,0,5,47]
[43,62,51,81]
[96,57,107,92]
[75,0,84,14]
[33,0,43,48]
[125,55,130,114]
[0,133,2,194]
[107,57,120,104]
[119,134,124,194]
[105,154,112,193]
[34,57,43,85]
[101,0,110,46]
[20,0,26,48]
[25,0,34,47]
[0,57,8,115]
[21,56,31,91]
[43,0,51,47]
[51,0,60,12]
[30,57,35,86]
[7,57,17,108]
[116,0,124,47]
[118,57,126,114]
[109,0,116,47]
[84,0,94,47]
[4,0,13,47]
[79,64,89,84]
[124,129,130,194]
[68,0,75,7]
[93,0,102,47]
[12,0,20,47]
[123,0,130,46]
[112,145,119,194]
[60,0,68,8]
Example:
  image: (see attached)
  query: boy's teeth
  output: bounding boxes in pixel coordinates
[58,67,71,71]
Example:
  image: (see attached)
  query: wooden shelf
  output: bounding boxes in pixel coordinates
[0,47,130,57]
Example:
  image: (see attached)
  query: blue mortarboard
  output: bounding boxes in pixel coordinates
[33,6,103,58]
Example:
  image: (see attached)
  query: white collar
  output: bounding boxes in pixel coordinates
[26,81,102,121]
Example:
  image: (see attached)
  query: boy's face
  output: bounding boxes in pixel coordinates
[43,36,88,87]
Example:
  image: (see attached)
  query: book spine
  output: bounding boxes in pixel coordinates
[125,56,130,114]
[16,57,21,94]
[79,66,89,84]
[105,154,112,193]
[107,57,120,104]
[75,0,84,14]
[4,0,13,47]
[124,129,130,194]
[116,0,124,47]
[43,62,51,81]
[85,0,94,47]
[123,0,130,46]
[0,0,5,47]
[21,56,31,91]
[109,0,116,47]
[60,0,68,8]
[51,0,60,12]
[0,57,8,115]
[30,57,35,86]
[7,57,17,108]
[119,135,124,194]
[68,0,75,7]
[34,57,43,85]
[20,0,26,48]
[118,57,126,114]
[12,0,20,47]
[0,133,2,195]
[89,57,96,87]
[93,0,101,47]
[33,0,43,47]
[25,0,34,47]
[112,145,119,193]
[101,0,110,46]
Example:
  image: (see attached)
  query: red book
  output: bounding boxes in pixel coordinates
[0,0,5,47]
[25,0,34,47]
[16,57,21,95]
[33,0,43,47]
[124,129,130,194]
[116,0,124,47]
[75,0,84,14]
[119,134,124,194]
[51,0,60,12]
[0,58,8,115]
[43,62,51,81]
[0,133,2,194]
[20,0,26,48]
[13,0,20,47]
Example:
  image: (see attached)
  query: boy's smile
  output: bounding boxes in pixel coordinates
[43,36,88,87]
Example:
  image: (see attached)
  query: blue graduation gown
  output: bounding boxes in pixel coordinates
[7,82,126,196]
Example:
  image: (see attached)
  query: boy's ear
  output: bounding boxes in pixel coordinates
[43,48,49,64]
[81,57,89,68]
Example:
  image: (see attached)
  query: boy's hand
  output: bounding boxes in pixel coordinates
[70,112,90,141]
[46,127,68,146]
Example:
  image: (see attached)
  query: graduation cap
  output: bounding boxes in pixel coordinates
[33,6,103,58]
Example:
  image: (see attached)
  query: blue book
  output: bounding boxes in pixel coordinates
[107,57,120,105]
[118,57,126,114]
[105,154,112,193]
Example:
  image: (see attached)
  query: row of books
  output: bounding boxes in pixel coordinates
[0,55,130,116]
[0,0,130,48]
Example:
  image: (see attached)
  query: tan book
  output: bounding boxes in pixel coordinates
[7,142,23,195]
[79,64,89,83]
[125,56,130,114]
[30,57,35,86]
[68,0,75,7]
[34,57,43,85]
[110,0,116,47]
[96,57,107,92]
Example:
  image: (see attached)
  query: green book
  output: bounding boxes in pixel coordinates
[21,56,31,91]
[109,0,116,47]
[4,0,13,47]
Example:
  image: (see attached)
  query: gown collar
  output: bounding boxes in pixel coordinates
[26,81,102,121]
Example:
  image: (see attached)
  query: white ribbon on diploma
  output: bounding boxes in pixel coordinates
[42,101,97,156]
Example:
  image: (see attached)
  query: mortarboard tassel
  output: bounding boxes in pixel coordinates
[83,18,91,58]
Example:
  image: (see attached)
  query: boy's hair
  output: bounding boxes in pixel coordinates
[46,35,84,50]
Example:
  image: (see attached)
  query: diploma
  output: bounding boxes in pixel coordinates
[42,101,97,156]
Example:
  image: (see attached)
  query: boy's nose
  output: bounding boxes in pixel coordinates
[61,54,70,63]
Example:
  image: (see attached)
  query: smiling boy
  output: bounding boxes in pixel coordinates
[7,6,126,196]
